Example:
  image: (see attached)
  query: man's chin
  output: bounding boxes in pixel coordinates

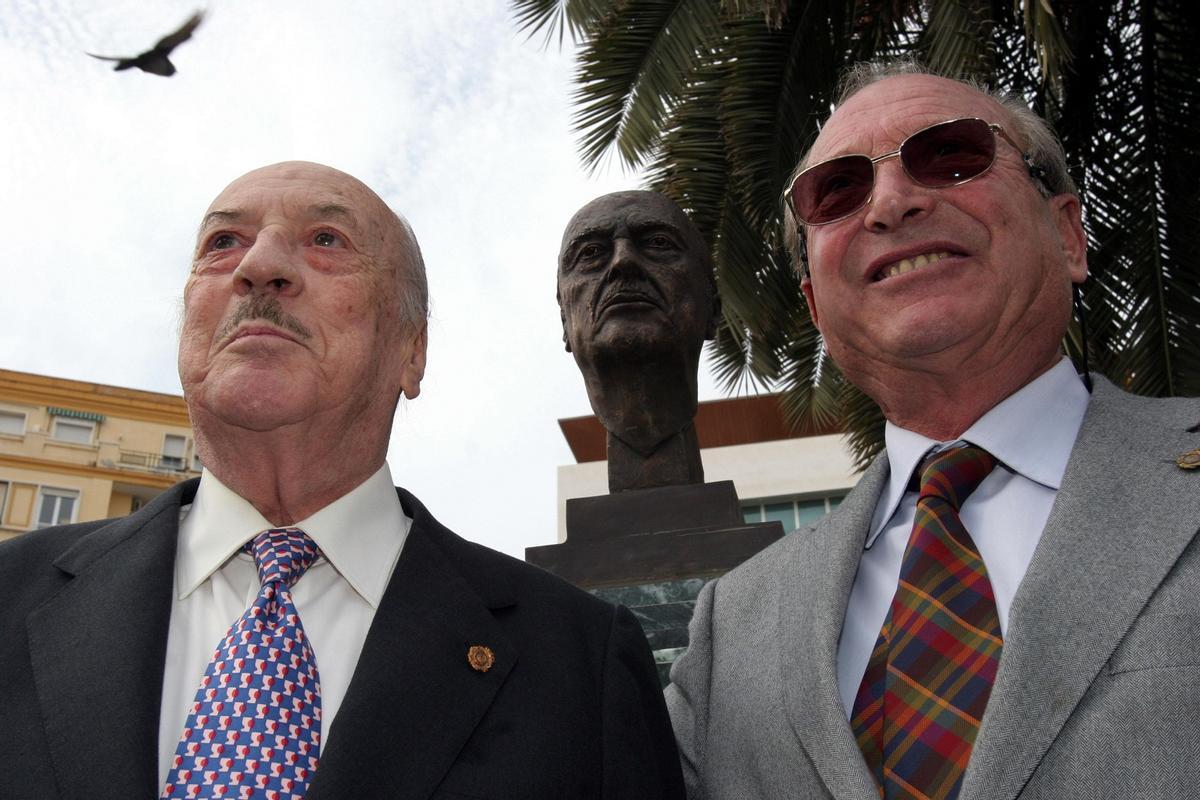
[194,371,316,433]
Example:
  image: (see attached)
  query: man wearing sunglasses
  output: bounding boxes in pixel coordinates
[666,63,1200,800]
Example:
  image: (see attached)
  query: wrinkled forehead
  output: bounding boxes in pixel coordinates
[201,162,399,244]
[559,192,699,256]
[807,74,1013,166]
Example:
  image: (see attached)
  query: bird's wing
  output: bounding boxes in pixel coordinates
[85,52,127,62]
[154,9,205,53]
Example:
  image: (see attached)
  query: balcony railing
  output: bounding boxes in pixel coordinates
[117,449,192,473]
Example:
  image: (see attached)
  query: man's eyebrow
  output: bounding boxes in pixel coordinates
[196,204,360,237]
[629,219,683,236]
[197,209,244,236]
[307,203,357,227]
[562,224,614,254]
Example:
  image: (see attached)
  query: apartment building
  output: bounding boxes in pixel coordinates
[0,369,200,541]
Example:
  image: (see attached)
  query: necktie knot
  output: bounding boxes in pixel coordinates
[248,527,320,588]
[918,445,997,511]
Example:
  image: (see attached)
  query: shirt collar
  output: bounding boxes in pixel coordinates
[865,357,1091,548]
[176,463,409,607]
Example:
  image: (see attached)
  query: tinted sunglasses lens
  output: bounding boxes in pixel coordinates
[791,156,875,224]
[901,118,996,186]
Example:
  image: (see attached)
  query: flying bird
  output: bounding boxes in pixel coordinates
[87,10,205,77]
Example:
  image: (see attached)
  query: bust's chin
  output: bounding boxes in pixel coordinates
[575,325,693,370]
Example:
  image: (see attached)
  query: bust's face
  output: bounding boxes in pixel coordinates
[557,191,715,365]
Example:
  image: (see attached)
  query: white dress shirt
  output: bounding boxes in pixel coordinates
[158,464,409,787]
[835,358,1091,717]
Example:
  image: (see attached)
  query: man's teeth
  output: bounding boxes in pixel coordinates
[880,251,951,280]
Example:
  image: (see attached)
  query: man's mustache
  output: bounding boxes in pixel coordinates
[596,280,666,315]
[216,295,313,345]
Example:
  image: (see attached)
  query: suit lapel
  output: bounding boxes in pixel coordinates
[781,456,889,800]
[962,380,1200,800]
[25,481,191,799]
[309,490,516,800]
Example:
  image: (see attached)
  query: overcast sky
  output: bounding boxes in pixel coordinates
[0,0,736,558]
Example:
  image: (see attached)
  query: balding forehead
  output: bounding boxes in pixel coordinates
[205,162,399,233]
[808,74,1013,165]
[561,192,692,248]
[208,162,388,217]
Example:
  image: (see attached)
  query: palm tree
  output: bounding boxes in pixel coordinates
[512,0,1200,468]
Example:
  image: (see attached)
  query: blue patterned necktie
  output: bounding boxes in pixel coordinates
[162,528,323,799]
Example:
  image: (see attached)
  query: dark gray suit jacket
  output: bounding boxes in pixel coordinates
[666,377,1200,799]
[0,482,684,799]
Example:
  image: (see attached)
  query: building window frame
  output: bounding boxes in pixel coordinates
[0,409,27,437]
[161,433,187,470]
[51,417,96,445]
[741,493,846,534]
[35,486,80,529]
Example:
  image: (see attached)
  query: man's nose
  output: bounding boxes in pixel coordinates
[861,158,936,232]
[607,237,645,276]
[232,229,303,297]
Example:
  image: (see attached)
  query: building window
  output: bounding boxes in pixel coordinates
[51,418,96,445]
[162,434,187,470]
[0,481,8,520]
[741,494,846,534]
[0,410,26,436]
[36,487,79,529]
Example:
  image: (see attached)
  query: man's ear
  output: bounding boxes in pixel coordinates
[801,275,820,329]
[399,323,428,400]
[1050,193,1088,285]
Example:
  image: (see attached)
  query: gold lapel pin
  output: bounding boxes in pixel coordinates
[467,645,495,673]
[1177,448,1200,470]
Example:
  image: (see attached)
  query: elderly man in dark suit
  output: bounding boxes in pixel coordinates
[0,161,684,800]
[666,64,1200,800]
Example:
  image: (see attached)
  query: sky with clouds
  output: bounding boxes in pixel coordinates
[0,0,735,558]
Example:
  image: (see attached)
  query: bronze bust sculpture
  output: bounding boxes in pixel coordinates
[557,191,721,492]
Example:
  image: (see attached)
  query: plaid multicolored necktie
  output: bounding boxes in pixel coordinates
[162,528,323,800]
[851,446,1000,800]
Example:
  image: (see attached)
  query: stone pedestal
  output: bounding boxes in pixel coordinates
[526,480,782,587]
[526,480,783,684]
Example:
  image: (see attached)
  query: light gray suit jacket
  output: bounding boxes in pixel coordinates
[666,377,1200,800]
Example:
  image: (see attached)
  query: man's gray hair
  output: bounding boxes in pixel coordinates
[393,212,430,330]
[783,59,1077,277]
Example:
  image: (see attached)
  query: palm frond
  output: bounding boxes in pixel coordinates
[515,0,1200,470]
[1018,0,1072,86]
[572,0,722,170]
[1071,0,1200,398]
[920,0,996,78]
[510,0,620,48]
